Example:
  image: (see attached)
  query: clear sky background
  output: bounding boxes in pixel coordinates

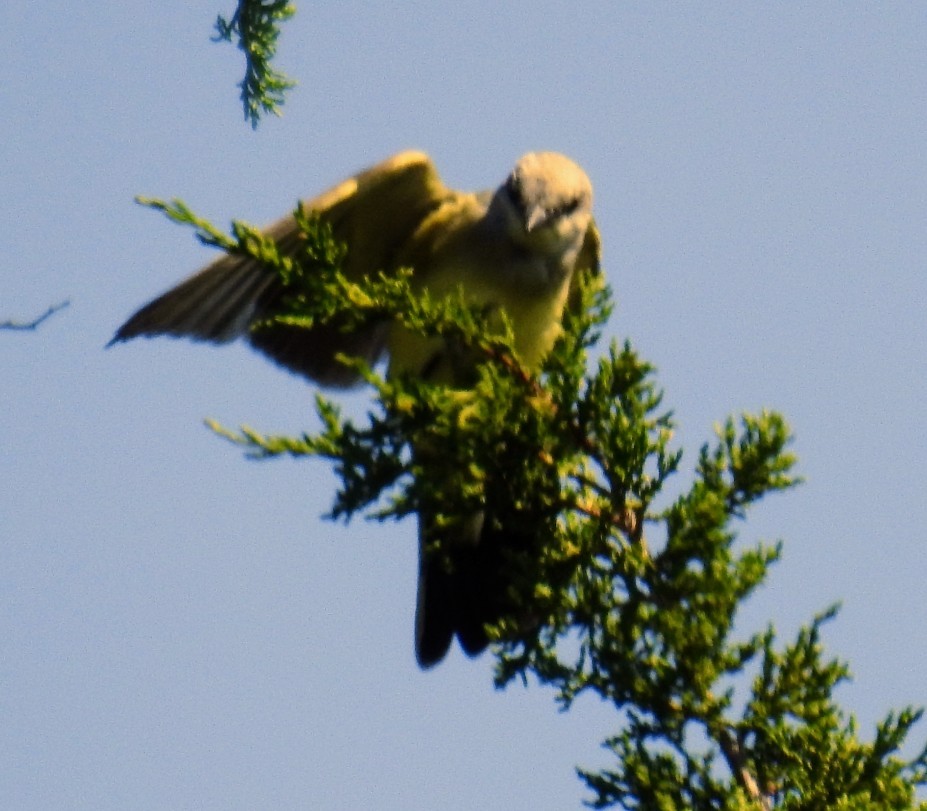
[3,3,925,809]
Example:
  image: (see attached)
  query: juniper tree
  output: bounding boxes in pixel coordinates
[140,197,927,810]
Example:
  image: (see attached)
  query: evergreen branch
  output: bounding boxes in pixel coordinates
[146,197,927,810]
[214,0,297,127]
[135,196,239,252]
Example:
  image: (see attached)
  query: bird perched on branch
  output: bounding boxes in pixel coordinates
[111,150,599,668]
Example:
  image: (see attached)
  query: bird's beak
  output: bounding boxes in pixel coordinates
[524,204,548,233]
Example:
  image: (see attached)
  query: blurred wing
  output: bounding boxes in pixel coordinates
[577,217,602,277]
[566,217,602,315]
[110,151,450,386]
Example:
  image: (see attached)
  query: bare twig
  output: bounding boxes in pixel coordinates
[0,300,70,331]
[717,726,772,810]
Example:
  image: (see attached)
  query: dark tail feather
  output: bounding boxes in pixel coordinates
[415,509,537,667]
[454,516,535,658]
[415,537,456,669]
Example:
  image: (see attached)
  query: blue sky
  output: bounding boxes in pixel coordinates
[3,3,926,808]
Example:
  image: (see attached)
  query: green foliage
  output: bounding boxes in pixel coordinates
[143,198,927,809]
[213,0,296,127]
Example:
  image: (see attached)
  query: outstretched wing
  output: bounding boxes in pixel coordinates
[111,151,451,386]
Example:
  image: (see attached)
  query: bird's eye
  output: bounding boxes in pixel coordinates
[553,198,580,218]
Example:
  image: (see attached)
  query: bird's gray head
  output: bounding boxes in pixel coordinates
[496,152,593,263]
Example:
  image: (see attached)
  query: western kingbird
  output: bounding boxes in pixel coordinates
[111,151,599,668]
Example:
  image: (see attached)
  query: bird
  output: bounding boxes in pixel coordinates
[110,150,599,668]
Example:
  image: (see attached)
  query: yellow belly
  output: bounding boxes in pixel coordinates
[387,260,570,382]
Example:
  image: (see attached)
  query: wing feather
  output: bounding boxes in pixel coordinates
[111,151,450,384]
